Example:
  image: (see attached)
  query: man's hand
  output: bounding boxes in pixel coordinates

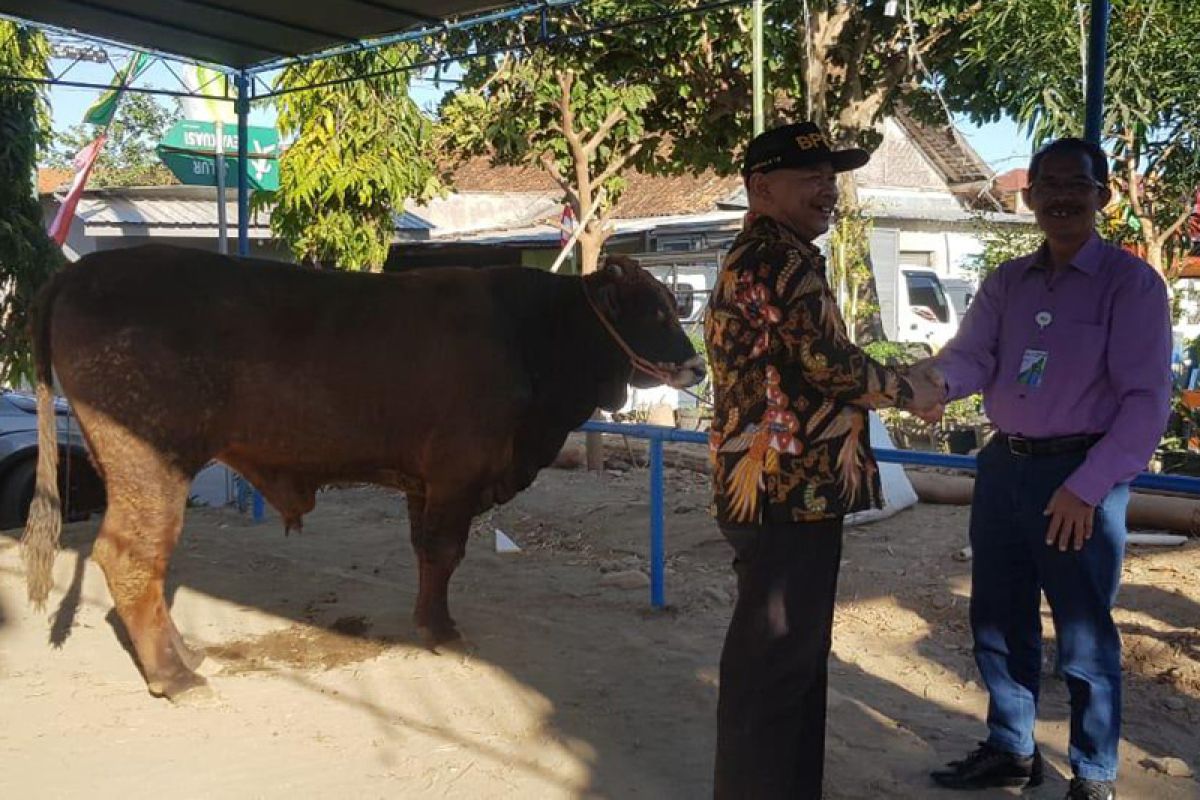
[1044,486,1095,551]
[905,360,947,422]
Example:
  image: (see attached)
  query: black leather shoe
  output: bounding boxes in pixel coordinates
[1066,778,1116,800]
[930,742,1045,789]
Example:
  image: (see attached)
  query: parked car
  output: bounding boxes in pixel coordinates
[0,388,106,530]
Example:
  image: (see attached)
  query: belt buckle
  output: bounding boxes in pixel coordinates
[1007,436,1032,456]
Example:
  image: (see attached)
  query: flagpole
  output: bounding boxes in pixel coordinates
[49,52,149,247]
[236,70,250,259]
[215,119,228,255]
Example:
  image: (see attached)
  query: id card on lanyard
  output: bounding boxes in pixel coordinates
[1017,348,1048,387]
[1017,310,1054,388]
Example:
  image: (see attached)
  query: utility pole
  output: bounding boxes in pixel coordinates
[752,0,764,135]
[1083,0,1110,144]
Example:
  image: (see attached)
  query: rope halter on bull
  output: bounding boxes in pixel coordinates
[580,260,710,407]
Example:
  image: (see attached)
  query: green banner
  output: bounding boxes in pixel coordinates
[83,52,153,126]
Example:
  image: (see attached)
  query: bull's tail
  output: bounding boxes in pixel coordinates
[22,277,63,608]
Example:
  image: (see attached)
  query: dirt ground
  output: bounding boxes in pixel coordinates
[1,452,1197,800]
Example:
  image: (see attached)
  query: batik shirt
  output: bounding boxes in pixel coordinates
[704,214,915,525]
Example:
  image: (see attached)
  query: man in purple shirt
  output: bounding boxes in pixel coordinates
[926,138,1172,800]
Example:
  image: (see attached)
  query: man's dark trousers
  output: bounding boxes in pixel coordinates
[970,438,1128,782]
[714,516,844,799]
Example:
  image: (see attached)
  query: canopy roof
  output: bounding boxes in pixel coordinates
[0,1,528,70]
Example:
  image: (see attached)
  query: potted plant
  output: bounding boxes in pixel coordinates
[940,395,988,454]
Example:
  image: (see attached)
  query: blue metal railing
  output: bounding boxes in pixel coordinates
[232,419,1200,603]
[581,421,1200,608]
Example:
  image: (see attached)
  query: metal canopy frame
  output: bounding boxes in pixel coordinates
[0,0,1129,552]
[1,0,757,259]
[0,1,523,70]
[1,0,1113,260]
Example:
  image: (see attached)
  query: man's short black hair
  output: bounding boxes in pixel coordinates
[1028,137,1110,185]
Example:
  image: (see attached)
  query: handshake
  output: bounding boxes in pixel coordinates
[903,358,947,423]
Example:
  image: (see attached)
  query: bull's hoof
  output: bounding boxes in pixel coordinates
[149,670,214,704]
[177,642,206,672]
[416,622,462,651]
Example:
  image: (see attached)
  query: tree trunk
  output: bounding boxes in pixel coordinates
[1145,237,1164,275]
[579,219,610,470]
[578,221,605,275]
[838,174,887,342]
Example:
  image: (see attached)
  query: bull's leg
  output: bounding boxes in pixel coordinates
[90,458,204,701]
[408,490,472,647]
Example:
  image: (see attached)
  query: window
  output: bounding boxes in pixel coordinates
[671,282,696,319]
[656,235,701,252]
[899,251,934,267]
[904,271,951,323]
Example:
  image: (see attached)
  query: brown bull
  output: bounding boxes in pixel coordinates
[21,244,703,700]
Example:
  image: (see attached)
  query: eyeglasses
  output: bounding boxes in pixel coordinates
[1027,177,1106,194]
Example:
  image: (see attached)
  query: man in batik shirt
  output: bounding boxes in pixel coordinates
[705,121,942,799]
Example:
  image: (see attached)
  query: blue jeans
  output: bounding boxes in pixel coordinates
[969,438,1128,782]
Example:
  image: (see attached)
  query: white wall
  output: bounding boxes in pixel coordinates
[895,230,984,280]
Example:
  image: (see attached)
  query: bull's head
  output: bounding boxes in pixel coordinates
[584,255,707,392]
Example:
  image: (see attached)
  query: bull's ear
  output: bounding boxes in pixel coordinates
[603,254,639,280]
[592,278,622,319]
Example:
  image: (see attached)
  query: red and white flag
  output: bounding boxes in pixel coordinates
[559,203,576,247]
[47,133,107,246]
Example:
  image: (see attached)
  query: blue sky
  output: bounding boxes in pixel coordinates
[952,115,1036,175]
[45,60,1034,174]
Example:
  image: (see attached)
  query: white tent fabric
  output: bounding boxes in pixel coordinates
[845,411,919,527]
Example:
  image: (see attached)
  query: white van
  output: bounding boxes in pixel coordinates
[940,277,977,324]
[900,268,959,350]
[632,250,724,325]
[870,229,960,350]
[615,250,724,417]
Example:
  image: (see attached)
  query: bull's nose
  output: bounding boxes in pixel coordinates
[670,355,707,388]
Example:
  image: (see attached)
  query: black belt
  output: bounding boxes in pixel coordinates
[994,432,1103,457]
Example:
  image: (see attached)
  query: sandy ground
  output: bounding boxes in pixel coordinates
[1,454,1197,800]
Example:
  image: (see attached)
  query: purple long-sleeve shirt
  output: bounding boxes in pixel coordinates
[936,233,1172,506]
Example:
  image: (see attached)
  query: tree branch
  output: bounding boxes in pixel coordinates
[1145,140,1178,178]
[584,106,627,158]
[1158,204,1194,246]
[1123,130,1149,222]
[558,71,583,154]
[538,150,578,207]
[594,142,642,189]
[478,52,513,93]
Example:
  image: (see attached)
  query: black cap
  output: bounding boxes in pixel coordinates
[742,121,870,176]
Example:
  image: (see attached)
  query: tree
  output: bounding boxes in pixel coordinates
[827,200,875,344]
[942,0,1200,275]
[668,0,981,341]
[439,2,990,334]
[269,45,441,270]
[652,1,976,162]
[439,1,754,274]
[963,216,1042,281]
[48,92,179,187]
[0,22,62,387]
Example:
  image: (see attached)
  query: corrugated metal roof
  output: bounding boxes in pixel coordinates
[720,186,1035,226]
[859,191,1034,225]
[72,185,432,233]
[447,210,745,246]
